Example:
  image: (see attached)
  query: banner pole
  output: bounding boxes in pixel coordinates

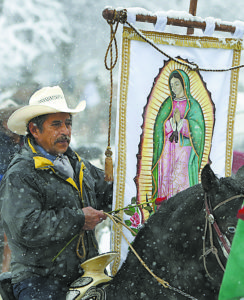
[102,7,236,34]
[187,0,198,35]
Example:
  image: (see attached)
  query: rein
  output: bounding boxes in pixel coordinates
[203,193,244,278]
[104,212,198,300]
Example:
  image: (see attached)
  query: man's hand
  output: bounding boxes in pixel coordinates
[82,207,107,231]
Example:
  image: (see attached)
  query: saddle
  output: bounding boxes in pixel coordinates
[0,252,118,300]
[66,252,118,300]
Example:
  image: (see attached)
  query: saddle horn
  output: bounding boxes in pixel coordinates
[67,252,119,300]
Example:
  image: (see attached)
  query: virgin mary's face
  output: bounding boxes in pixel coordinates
[170,77,184,98]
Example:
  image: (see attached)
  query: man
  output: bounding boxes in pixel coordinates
[0,86,113,299]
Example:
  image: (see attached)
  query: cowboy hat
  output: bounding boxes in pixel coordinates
[7,86,85,135]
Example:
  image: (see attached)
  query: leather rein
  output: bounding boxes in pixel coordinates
[203,193,244,278]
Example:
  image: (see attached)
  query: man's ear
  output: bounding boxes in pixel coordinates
[28,122,39,138]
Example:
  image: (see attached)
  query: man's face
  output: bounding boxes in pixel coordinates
[30,112,72,155]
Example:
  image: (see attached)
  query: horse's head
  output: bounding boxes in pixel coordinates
[201,164,244,251]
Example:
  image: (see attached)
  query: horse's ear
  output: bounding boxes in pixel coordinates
[235,165,244,183]
[201,164,220,193]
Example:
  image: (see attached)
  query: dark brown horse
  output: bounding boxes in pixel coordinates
[80,164,244,300]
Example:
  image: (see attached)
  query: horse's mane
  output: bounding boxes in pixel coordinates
[219,171,244,195]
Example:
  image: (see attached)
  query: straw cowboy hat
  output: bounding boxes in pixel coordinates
[7,86,86,135]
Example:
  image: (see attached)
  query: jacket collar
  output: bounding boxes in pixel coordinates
[27,137,79,168]
[27,137,85,194]
[28,138,54,169]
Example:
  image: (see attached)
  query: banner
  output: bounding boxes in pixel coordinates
[111,26,242,274]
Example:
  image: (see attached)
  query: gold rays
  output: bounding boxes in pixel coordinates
[137,59,214,219]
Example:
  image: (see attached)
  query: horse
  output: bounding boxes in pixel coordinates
[1,164,244,300]
[79,164,244,300]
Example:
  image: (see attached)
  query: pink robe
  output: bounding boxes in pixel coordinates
[157,100,192,199]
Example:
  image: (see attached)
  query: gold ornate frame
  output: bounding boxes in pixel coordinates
[111,26,242,274]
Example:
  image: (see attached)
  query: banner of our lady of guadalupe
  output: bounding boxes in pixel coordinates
[111,24,242,274]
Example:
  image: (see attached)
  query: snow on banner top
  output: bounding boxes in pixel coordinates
[103,7,244,35]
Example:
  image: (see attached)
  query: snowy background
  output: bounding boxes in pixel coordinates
[1,0,244,153]
[1,0,244,253]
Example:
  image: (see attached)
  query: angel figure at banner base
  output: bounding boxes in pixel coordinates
[135,59,215,219]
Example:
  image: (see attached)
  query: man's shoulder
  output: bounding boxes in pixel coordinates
[5,148,34,175]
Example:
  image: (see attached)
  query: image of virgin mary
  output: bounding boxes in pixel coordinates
[152,69,205,203]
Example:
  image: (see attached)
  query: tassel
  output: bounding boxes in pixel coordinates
[105,147,114,182]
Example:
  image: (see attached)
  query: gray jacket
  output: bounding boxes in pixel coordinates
[0,138,113,285]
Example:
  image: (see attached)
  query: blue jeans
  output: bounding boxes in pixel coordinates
[13,276,69,300]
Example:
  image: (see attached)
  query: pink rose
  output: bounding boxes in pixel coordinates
[130,212,140,228]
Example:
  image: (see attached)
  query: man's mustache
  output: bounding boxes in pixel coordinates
[55,135,71,144]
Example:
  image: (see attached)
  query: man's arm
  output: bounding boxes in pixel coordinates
[0,172,85,247]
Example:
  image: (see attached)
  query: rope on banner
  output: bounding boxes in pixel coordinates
[103,10,122,181]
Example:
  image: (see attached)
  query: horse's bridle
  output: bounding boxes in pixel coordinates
[203,192,244,278]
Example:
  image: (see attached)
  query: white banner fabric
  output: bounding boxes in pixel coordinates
[111,27,242,274]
